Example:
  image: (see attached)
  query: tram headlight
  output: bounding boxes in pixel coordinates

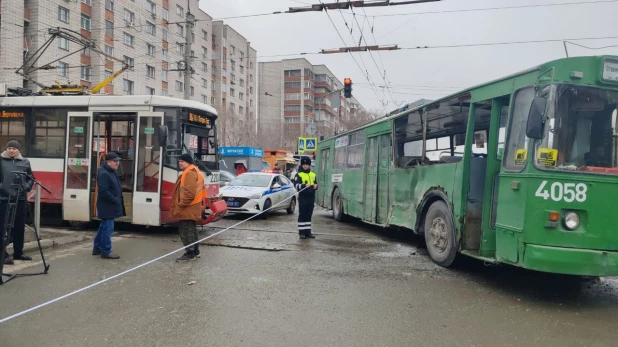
[563,211,580,230]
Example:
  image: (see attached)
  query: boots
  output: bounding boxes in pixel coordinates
[176,251,195,262]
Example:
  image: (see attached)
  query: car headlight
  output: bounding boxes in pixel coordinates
[563,211,580,230]
[249,193,263,199]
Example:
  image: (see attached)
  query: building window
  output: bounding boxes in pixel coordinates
[162,28,168,41]
[240,65,244,74]
[82,0,91,5]
[58,7,69,23]
[239,106,244,115]
[58,37,69,50]
[229,103,235,113]
[285,93,300,101]
[250,62,254,69]
[285,117,301,124]
[124,33,134,47]
[250,99,254,107]
[230,88,235,97]
[202,46,207,58]
[250,74,253,82]
[250,86,254,94]
[104,70,114,85]
[239,92,244,101]
[222,53,227,63]
[176,5,184,17]
[123,79,134,94]
[124,9,135,24]
[201,63,207,72]
[202,30,207,40]
[231,60,236,71]
[239,79,244,87]
[162,49,168,61]
[230,74,235,83]
[146,65,155,78]
[146,87,155,95]
[161,89,168,96]
[212,34,216,43]
[82,47,91,56]
[284,70,301,77]
[190,86,194,96]
[176,24,184,36]
[211,97,215,105]
[162,69,168,82]
[162,7,169,20]
[146,22,156,36]
[201,78,207,88]
[105,20,114,37]
[147,44,156,57]
[211,80,216,90]
[105,0,114,11]
[80,66,91,81]
[223,38,227,47]
[176,43,184,54]
[146,0,156,13]
[175,81,184,92]
[240,51,245,60]
[81,14,91,31]
[123,56,134,68]
[201,94,207,103]
[284,105,301,112]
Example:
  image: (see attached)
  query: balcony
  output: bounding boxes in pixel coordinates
[24,7,30,21]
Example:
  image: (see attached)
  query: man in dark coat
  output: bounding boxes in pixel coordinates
[93,152,125,259]
[0,140,35,265]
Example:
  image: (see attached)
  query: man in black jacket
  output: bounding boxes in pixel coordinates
[293,157,318,239]
[0,140,35,265]
[92,152,125,259]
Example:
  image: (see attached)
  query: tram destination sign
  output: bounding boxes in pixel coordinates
[188,112,211,126]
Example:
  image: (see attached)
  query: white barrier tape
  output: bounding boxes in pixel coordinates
[0,186,312,324]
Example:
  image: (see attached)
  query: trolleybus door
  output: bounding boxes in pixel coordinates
[63,112,93,222]
[132,112,164,226]
[376,134,391,224]
[318,147,330,207]
[364,137,378,222]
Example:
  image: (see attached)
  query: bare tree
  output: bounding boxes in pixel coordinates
[339,109,381,132]
[217,110,259,147]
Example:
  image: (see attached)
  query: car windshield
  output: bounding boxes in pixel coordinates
[536,84,618,175]
[229,174,271,187]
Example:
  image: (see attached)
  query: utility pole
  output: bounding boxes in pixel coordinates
[183,0,195,100]
[316,87,343,141]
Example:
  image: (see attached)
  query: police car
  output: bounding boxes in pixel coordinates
[220,172,297,219]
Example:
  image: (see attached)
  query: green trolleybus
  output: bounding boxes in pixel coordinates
[315,56,618,276]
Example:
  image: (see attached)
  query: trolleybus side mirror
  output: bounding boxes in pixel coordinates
[526,98,548,139]
[157,125,168,147]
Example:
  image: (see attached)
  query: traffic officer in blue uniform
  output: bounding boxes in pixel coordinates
[293,157,317,239]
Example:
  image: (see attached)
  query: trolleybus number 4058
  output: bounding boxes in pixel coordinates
[535,181,587,202]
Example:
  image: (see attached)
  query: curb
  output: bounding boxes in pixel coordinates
[7,235,89,254]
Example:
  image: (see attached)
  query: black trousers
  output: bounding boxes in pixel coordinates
[297,196,314,236]
[0,199,27,256]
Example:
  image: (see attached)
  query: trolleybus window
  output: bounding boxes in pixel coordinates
[504,87,534,171]
[535,84,618,175]
[346,129,366,169]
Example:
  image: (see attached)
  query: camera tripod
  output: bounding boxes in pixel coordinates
[0,171,51,285]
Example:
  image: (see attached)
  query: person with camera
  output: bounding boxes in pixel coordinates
[0,140,35,265]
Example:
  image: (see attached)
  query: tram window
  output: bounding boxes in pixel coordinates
[0,108,29,155]
[31,108,77,158]
[154,107,181,167]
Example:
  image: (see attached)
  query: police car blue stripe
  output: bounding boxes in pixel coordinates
[262,184,295,196]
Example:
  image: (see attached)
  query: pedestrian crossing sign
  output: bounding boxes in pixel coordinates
[298,137,317,153]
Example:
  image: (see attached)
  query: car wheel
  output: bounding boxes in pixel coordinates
[286,197,296,214]
[262,199,272,220]
[423,200,458,267]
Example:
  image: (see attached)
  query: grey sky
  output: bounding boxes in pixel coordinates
[199,0,618,112]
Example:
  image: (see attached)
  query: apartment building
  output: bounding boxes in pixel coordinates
[258,58,365,151]
[0,0,256,119]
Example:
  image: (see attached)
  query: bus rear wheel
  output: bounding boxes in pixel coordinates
[332,188,345,221]
[423,201,457,267]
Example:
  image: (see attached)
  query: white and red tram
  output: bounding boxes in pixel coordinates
[0,94,227,226]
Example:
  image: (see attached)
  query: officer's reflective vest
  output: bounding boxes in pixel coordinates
[297,171,316,185]
[180,164,207,205]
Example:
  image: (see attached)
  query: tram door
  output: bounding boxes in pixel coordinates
[63,112,94,222]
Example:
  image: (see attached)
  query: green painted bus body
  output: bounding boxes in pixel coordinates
[315,56,618,276]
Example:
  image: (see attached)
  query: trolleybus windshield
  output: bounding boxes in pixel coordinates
[535,84,618,175]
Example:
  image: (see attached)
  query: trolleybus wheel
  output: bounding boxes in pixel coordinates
[286,197,296,214]
[262,199,272,220]
[332,188,345,222]
[423,201,457,267]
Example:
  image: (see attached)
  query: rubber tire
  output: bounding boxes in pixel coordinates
[286,197,296,214]
[262,199,272,220]
[332,188,345,221]
[423,200,458,267]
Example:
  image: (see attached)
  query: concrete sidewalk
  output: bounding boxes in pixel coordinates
[6,227,92,254]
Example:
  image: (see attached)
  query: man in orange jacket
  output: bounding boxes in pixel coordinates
[170,154,206,262]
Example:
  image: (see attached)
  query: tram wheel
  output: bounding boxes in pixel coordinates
[423,201,457,267]
[332,188,346,222]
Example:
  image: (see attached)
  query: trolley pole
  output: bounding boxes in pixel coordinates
[183,1,195,100]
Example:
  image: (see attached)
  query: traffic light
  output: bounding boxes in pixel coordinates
[344,78,352,98]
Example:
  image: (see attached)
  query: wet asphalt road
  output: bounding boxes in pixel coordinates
[1,208,617,347]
